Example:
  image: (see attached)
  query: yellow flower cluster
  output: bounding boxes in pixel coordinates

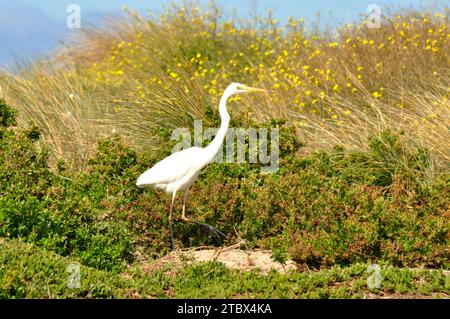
[84,5,449,121]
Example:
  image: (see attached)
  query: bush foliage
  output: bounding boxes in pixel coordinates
[1,238,449,298]
[1,101,448,274]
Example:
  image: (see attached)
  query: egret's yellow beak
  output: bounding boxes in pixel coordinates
[240,85,267,93]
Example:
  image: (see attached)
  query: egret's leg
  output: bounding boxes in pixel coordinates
[181,189,189,220]
[181,189,226,239]
[169,191,176,250]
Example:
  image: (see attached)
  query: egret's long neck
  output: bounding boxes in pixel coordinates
[204,91,231,163]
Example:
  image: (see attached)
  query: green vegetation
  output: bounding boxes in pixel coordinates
[0,98,448,297]
[1,238,448,298]
[0,2,449,298]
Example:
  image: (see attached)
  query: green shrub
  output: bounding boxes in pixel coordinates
[0,107,136,272]
[2,238,448,298]
[0,99,16,128]
[0,100,448,272]
[0,238,127,298]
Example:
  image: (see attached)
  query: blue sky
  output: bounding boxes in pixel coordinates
[0,0,447,68]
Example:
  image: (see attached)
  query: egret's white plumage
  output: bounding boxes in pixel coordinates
[136,147,205,193]
[136,82,266,249]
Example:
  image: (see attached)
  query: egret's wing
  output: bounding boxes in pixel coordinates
[136,147,203,187]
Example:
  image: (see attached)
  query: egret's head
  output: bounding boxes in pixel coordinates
[226,82,267,95]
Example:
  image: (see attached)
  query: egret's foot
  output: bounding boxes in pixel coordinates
[200,222,227,239]
[181,217,227,240]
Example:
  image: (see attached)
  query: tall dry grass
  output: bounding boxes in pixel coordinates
[0,2,448,170]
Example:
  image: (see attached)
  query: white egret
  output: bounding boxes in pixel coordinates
[136,83,266,249]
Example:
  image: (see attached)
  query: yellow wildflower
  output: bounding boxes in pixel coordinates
[372,91,382,98]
